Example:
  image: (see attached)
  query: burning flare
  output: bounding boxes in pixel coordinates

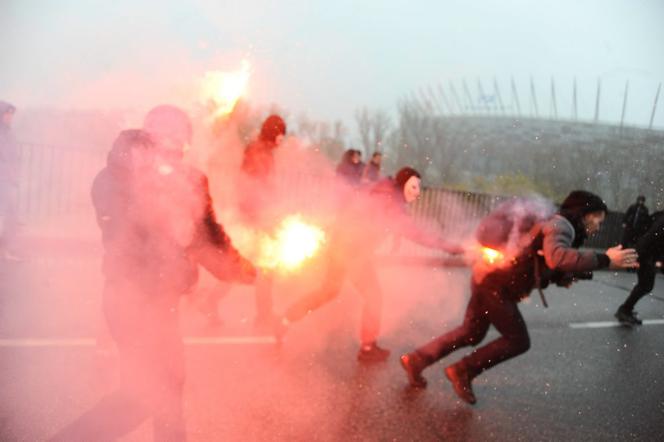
[258,215,326,271]
[229,214,326,273]
[480,246,504,265]
[200,59,251,119]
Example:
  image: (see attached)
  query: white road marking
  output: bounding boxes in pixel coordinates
[0,336,276,347]
[569,319,664,329]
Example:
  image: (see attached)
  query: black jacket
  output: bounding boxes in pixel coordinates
[623,203,650,232]
[92,131,254,295]
[636,215,664,262]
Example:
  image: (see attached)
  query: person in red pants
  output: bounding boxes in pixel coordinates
[274,167,463,362]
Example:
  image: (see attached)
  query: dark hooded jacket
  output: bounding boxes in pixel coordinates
[335,150,362,186]
[0,101,19,185]
[635,215,664,262]
[241,115,286,179]
[623,201,650,235]
[92,130,253,295]
[479,190,611,300]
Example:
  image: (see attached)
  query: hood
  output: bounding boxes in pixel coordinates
[106,129,155,175]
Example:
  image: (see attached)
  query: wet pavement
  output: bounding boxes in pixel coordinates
[1,244,663,441]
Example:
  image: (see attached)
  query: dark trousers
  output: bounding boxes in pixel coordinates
[620,259,656,312]
[284,252,382,345]
[51,281,186,442]
[416,284,530,378]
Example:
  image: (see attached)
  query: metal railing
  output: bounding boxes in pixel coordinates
[14,142,624,250]
[16,142,105,220]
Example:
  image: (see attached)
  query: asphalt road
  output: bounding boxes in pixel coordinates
[1,244,663,441]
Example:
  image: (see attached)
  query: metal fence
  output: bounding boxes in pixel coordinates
[16,143,106,221]
[14,142,623,249]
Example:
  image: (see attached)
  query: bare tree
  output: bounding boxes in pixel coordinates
[354,107,392,155]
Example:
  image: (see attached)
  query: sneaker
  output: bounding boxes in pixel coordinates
[444,362,476,405]
[400,352,428,388]
[357,342,390,363]
[615,308,642,326]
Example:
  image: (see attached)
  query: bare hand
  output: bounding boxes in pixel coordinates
[605,245,639,269]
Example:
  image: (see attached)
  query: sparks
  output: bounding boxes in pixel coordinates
[200,59,251,119]
[481,247,504,265]
[258,215,326,271]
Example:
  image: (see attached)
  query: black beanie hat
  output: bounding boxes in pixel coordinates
[560,190,607,217]
[260,114,286,143]
[394,167,421,191]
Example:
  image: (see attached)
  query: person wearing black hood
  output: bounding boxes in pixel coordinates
[52,108,255,441]
[0,101,21,261]
[400,190,638,404]
[336,149,363,186]
[615,214,664,325]
[231,114,288,329]
[273,167,464,362]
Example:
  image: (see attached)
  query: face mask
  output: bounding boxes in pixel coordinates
[403,176,421,203]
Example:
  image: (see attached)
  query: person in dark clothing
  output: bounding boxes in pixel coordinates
[651,211,664,274]
[401,190,638,404]
[0,101,21,261]
[336,149,363,186]
[227,114,287,329]
[621,196,650,248]
[362,152,382,184]
[274,167,464,362]
[241,114,286,182]
[615,214,664,325]
[51,108,255,442]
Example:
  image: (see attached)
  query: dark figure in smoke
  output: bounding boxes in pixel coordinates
[232,114,287,329]
[51,108,255,441]
[361,151,382,184]
[275,167,463,362]
[621,195,649,248]
[615,214,664,325]
[401,191,638,404]
[336,149,363,187]
[0,101,21,261]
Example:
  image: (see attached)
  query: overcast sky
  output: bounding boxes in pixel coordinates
[2,0,663,128]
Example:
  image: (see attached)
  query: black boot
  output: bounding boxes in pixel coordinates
[444,361,476,405]
[615,307,643,326]
[400,352,428,388]
[357,342,390,363]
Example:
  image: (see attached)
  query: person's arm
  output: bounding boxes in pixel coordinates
[393,208,464,254]
[191,174,257,283]
[542,217,638,271]
[541,218,608,272]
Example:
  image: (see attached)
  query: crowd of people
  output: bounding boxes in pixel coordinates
[1,101,662,439]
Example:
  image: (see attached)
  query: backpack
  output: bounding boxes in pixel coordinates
[474,197,554,305]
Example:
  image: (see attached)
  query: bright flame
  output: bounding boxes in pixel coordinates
[481,247,504,265]
[200,59,251,119]
[257,215,326,271]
